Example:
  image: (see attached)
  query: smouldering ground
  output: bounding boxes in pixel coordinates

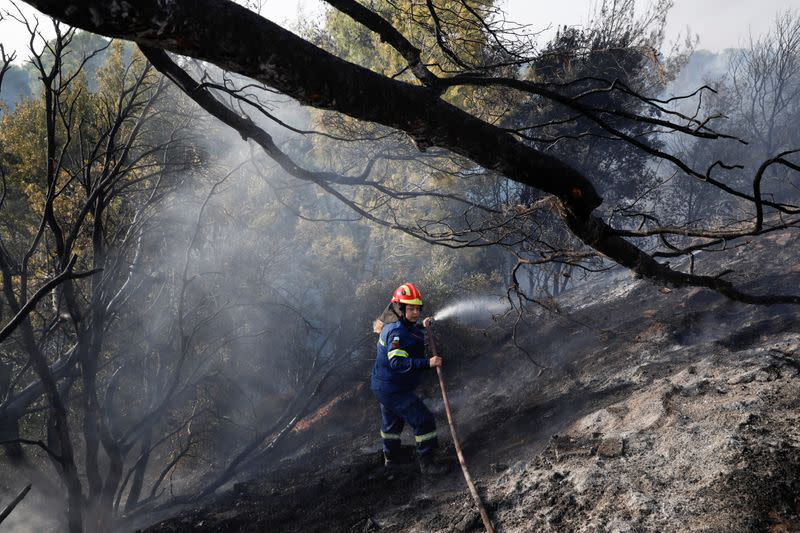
[138,230,800,532]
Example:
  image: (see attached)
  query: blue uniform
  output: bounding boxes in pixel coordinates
[371,319,438,458]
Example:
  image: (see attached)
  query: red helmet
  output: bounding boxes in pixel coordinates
[391,282,423,306]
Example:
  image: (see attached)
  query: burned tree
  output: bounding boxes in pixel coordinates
[0,10,213,531]
[1,10,375,531]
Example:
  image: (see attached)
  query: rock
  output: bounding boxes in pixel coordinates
[490,462,509,473]
[233,482,251,495]
[215,510,241,521]
[450,511,479,533]
[754,370,773,382]
[597,437,625,458]
[739,413,758,427]
[680,378,709,397]
[728,371,757,385]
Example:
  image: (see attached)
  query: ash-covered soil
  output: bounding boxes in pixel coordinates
[489,345,800,532]
[136,230,800,533]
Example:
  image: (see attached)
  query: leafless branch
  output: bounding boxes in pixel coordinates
[0,484,32,526]
[0,256,101,344]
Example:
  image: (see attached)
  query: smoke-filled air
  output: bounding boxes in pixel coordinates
[1,1,800,532]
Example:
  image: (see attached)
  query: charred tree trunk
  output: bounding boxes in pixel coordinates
[0,415,22,463]
[0,364,22,461]
[123,427,153,513]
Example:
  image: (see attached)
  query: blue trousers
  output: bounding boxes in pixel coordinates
[372,389,438,457]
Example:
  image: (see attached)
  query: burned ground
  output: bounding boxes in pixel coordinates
[134,230,800,533]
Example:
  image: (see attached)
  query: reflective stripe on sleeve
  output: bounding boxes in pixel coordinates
[378,338,386,346]
[380,431,401,440]
[387,349,409,360]
[415,431,438,443]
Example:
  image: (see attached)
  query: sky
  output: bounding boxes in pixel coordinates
[504,0,796,51]
[0,0,796,63]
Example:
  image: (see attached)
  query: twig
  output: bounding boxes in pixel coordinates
[0,255,101,344]
[0,484,32,525]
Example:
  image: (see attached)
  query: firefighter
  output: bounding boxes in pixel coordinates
[371,282,448,475]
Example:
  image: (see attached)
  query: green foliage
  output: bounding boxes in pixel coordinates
[318,1,495,80]
[0,40,158,269]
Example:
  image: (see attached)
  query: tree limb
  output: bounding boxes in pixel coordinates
[21,0,601,214]
[23,0,800,305]
[0,484,32,526]
[0,255,101,345]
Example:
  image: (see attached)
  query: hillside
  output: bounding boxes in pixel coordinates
[130,229,800,532]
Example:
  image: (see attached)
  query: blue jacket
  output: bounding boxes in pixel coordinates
[371,319,430,394]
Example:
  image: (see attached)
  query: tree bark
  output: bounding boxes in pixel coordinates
[123,428,152,512]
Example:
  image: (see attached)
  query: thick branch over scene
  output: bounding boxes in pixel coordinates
[21,0,800,305]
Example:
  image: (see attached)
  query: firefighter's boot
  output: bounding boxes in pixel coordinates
[384,452,400,469]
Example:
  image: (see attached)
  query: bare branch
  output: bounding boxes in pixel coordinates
[0,484,32,526]
[20,0,800,306]
[0,255,101,345]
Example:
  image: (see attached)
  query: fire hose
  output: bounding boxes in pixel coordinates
[427,322,495,533]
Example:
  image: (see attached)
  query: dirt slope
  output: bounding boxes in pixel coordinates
[137,230,800,533]
[490,346,800,532]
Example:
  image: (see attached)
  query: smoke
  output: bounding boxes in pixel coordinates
[433,296,511,324]
[0,38,517,528]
